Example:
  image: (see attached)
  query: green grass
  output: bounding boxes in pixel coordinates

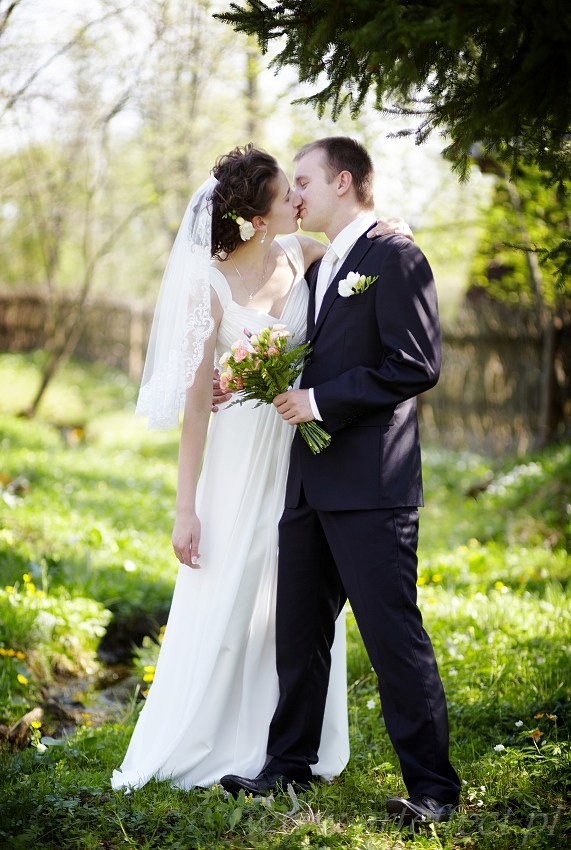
[0,352,569,849]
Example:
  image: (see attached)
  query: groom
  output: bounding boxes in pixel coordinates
[221,137,461,823]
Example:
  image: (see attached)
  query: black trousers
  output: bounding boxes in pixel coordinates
[266,491,461,804]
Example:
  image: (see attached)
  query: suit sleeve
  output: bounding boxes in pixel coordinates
[313,239,441,434]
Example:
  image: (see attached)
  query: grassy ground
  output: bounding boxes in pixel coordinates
[0,352,569,849]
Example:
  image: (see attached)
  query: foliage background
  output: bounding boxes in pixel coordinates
[0,2,570,848]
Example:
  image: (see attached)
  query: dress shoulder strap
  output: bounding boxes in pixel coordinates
[277,235,305,276]
[209,266,233,309]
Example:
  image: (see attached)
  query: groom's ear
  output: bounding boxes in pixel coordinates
[336,170,353,197]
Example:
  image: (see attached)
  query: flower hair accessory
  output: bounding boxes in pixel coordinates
[338,271,379,297]
[223,209,256,242]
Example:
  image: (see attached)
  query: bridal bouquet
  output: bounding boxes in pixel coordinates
[218,324,331,455]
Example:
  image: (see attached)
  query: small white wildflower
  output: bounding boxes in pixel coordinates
[515,720,523,727]
[366,699,376,710]
[480,785,486,792]
[493,744,505,752]
[477,800,484,807]
[36,743,47,754]
[449,667,458,676]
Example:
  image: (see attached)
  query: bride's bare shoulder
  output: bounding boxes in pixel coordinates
[294,235,327,270]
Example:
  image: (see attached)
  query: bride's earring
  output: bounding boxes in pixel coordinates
[260,227,267,245]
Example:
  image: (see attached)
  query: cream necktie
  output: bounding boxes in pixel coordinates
[314,245,338,321]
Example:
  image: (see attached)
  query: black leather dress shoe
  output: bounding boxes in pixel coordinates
[386,794,458,823]
[220,767,312,796]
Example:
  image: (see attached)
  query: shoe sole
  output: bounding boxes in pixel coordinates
[221,778,311,796]
[386,799,454,824]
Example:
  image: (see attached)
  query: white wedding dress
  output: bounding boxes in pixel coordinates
[111,235,349,791]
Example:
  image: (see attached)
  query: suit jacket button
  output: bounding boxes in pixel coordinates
[305,357,312,365]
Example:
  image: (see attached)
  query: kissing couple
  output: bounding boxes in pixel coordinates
[112,136,460,825]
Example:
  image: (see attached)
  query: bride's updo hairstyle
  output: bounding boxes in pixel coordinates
[211,144,280,259]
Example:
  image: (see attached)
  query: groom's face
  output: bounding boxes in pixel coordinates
[293,149,339,233]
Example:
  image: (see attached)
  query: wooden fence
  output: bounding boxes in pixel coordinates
[1,290,569,454]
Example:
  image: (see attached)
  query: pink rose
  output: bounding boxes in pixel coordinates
[232,342,249,363]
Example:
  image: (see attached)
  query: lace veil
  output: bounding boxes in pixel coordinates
[136,176,217,429]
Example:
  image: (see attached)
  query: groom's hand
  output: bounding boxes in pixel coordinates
[273,389,314,424]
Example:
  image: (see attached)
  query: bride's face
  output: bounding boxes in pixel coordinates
[262,169,302,237]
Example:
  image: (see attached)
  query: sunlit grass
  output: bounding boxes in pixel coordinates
[0,353,569,849]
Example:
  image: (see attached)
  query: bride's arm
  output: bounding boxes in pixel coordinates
[172,291,222,569]
[295,235,329,270]
[295,219,414,272]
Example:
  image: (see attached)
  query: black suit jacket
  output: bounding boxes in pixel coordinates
[285,229,441,511]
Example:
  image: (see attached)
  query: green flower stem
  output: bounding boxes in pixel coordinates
[298,421,331,455]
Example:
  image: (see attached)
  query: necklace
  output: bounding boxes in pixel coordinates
[230,249,272,301]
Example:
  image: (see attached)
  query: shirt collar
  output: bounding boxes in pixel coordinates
[329,212,378,264]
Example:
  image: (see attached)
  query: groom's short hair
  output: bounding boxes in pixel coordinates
[294,137,374,209]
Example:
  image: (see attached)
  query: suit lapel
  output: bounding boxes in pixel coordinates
[312,233,375,342]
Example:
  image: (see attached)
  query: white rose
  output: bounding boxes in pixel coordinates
[236,217,256,241]
[219,351,230,367]
[338,278,355,297]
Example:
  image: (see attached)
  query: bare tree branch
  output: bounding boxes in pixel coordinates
[0,3,130,118]
[0,0,23,40]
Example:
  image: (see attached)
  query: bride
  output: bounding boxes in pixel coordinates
[111,145,406,791]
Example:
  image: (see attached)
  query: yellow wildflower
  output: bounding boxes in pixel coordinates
[31,720,42,729]
[22,573,31,583]
[17,674,28,685]
[530,728,543,740]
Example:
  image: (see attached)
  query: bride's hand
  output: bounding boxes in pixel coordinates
[368,217,414,241]
[172,513,202,568]
[212,367,232,413]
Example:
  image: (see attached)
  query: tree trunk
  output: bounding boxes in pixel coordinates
[504,180,556,445]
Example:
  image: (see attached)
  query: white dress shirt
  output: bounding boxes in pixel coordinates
[308,212,378,421]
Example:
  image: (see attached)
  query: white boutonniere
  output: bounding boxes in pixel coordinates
[338,271,379,297]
